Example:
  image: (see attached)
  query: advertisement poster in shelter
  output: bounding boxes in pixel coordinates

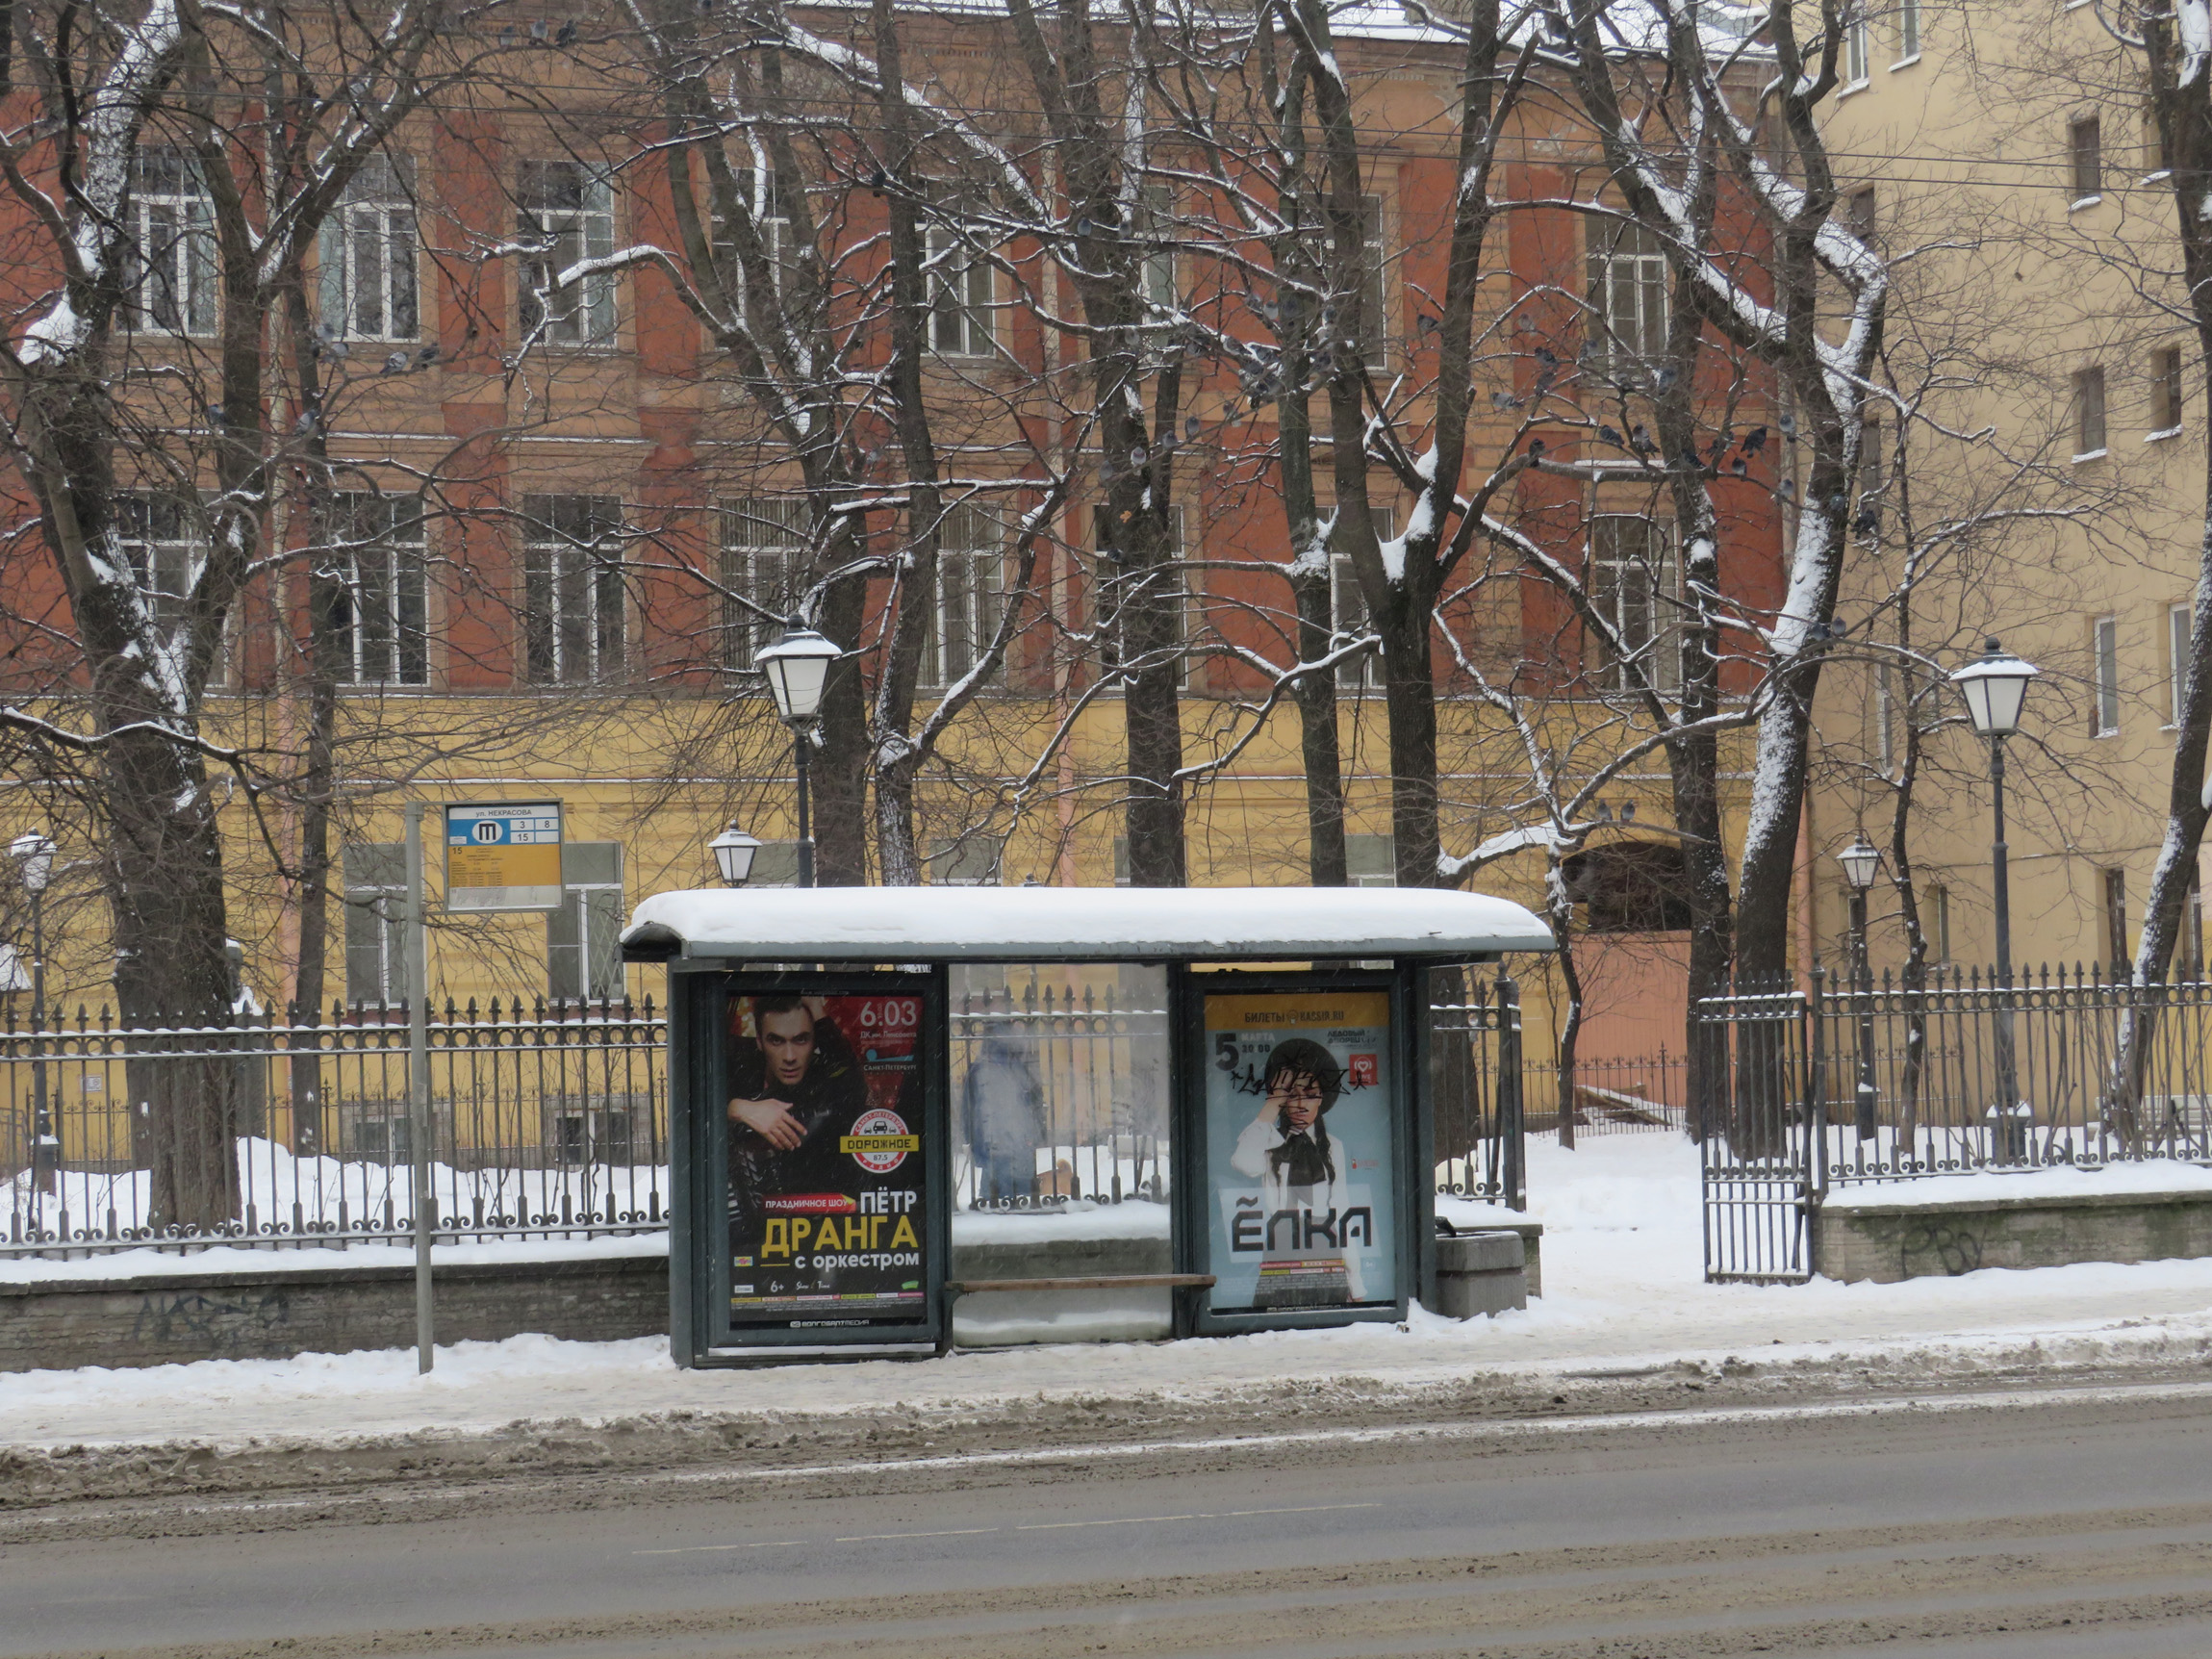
[725,991,928,1323]
[1204,989,1397,1314]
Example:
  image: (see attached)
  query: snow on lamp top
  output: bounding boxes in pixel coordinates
[754,625,840,726]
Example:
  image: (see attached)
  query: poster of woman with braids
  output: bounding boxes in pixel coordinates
[1205,990,1397,1314]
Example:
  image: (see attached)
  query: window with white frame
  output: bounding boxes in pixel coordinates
[1894,0,1920,62]
[1586,218,1669,381]
[114,493,198,629]
[547,841,623,1004]
[721,497,805,671]
[521,494,624,683]
[1140,185,1178,317]
[1096,504,1192,689]
[2093,613,2121,735]
[714,166,793,305]
[1330,506,1394,692]
[1928,883,1950,963]
[518,161,617,347]
[2173,600,2195,727]
[927,225,994,357]
[1345,832,1395,888]
[1357,191,1389,370]
[1875,662,1900,778]
[922,502,1005,688]
[127,149,217,336]
[1589,515,1677,693]
[1844,5,1870,85]
[342,843,407,1007]
[926,834,1003,885]
[318,156,419,343]
[328,494,428,685]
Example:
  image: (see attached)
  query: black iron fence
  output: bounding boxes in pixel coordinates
[1,998,666,1257]
[1696,965,2212,1282]
[4,975,1534,1261]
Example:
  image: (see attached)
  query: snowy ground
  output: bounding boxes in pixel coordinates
[9,1135,2212,1453]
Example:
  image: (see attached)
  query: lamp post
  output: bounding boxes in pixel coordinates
[1950,637,2041,1160]
[709,823,761,887]
[1837,835,1882,1142]
[754,625,841,889]
[10,830,56,1195]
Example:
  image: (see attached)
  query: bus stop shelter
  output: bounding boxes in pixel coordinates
[622,886,1552,1365]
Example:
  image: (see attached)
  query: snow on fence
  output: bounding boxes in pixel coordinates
[1697,965,2212,1282]
[3,980,1535,1261]
[0,998,668,1257]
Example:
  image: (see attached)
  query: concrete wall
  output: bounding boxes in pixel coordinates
[0,1253,671,1373]
[1817,1190,2212,1284]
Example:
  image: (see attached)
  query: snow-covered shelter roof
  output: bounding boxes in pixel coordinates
[623,885,1552,963]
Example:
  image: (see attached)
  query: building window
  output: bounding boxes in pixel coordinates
[1140,185,1178,317]
[342,843,407,1007]
[2094,614,2121,735]
[1858,420,1885,538]
[927,226,994,357]
[745,841,803,887]
[1096,505,1192,689]
[127,149,216,336]
[1589,515,1676,693]
[2074,366,2108,458]
[114,494,198,629]
[2188,873,2207,974]
[2070,115,2103,205]
[2102,867,2129,969]
[2173,600,2195,727]
[926,834,1003,885]
[1928,883,1950,964]
[1894,0,1920,61]
[1330,507,1394,691]
[1875,663,1900,778]
[1358,191,1389,370]
[1345,832,1395,888]
[547,841,623,1004]
[318,156,418,343]
[1586,218,1669,382]
[922,503,1004,689]
[1844,6,1870,85]
[518,161,617,347]
[522,494,624,684]
[328,494,428,685]
[715,166,794,304]
[1845,187,1877,245]
[2151,346,2185,436]
[722,498,805,671]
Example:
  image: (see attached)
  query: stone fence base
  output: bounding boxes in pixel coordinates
[1817,1187,2212,1284]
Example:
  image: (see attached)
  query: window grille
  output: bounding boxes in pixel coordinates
[2093,614,2121,735]
[1586,219,1670,382]
[2152,346,2186,435]
[2073,366,2108,456]
[342,843,407,1006]
[2071,115,2103,203]
[547,841,623,1003]
[922,503,1005,688]
[113,494,198,629]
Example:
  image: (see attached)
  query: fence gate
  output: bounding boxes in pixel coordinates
[1697,983,1820,1282]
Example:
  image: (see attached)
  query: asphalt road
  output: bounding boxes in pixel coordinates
[11,1381,2212,1658]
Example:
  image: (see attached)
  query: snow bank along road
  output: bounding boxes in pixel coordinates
[10,1379,2212,1658]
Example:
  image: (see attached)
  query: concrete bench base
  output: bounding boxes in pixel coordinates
[1817,1187,2212,1284]
[1434,1231,1528,1317]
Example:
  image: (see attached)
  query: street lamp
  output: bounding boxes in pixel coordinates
[754,625,841,889]
[9,830,56,1195]
[1838,835,1882,1142]
[709,823,761,887]
[1950,637,2041,1159]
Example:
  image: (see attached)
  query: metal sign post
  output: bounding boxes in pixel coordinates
[406,803,434,1374]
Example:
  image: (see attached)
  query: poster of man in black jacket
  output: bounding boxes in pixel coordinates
[725,993,926,1318]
